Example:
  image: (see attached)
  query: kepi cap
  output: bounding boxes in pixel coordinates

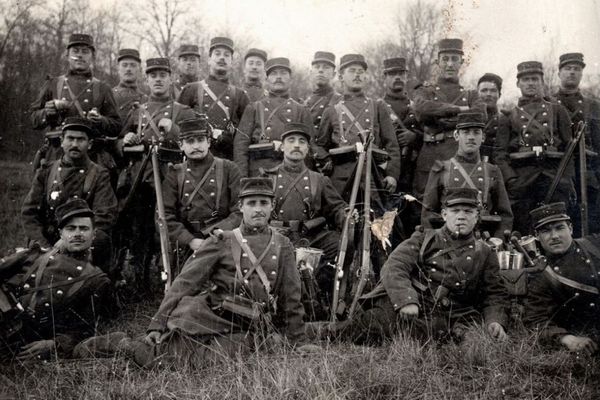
[477,72,503,94]
[517,61,543,78]
[312,51,336,67]
[442,187,480,208]
[281,122,311,142]
[438,38,463,55]
[118,48,141,63]
[62,117,95,138]
[179,116,212,140]
[146,57,171,74]
[67,33,95,51]
[239,177,275,198]
[56,198,94,229]
[559,53,585,69]
[178,44,201,58]
[339,54,367,71]
[456,112,486,130]
[530,202,571,230]
[266,57,291,75]
[383,57,407,73]
[209,37,234,54]
[245,48,268,62]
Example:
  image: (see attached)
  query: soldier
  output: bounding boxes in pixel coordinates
[381,57,422,192]
[421,112,512,238]
[304,51,342,132]
[21,118,117,273]
[76,178,316,368]
[314,54,400,199]
[234,57,313,177]
[112,49,148,122]
[553,53,600,234]
[261,122,350,318]
[523,202,600,355]
[30,33,121,173]
[336,188,509,345]
[477,73,504,163]
[412,38,485,199]
[1,199,111,361]
[178,37,250,160]
[172,44,201,99]
[117,57,195,286]
[495,61,573,235]
[163,117,242,271]
[243,48,268,102]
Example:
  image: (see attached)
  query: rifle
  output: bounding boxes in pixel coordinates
[330,142,365,322]
[579,125,588,236]
[151,136,173,291]
[348,141,374,319]
[544,121,586,204]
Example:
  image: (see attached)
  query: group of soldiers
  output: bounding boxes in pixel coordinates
[1,32,599,364]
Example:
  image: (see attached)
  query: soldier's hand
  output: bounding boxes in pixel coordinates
[397,130,416,146]
[382,176,397,193]
[16,339,56,361]
[318,160,333,176]
[144,331,164,346]
[158,118,173,133]
[44,100,58,116]
[189,238,205,251]
[123,132,141,145]
[397,304,419,320]
[487,322,507,341]
[560,334,598,355]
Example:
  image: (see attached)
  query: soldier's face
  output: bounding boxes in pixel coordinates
[68,46,94,72]
[240,196,273,228]
[266,68,291,92]
[477,81,500,107]
[536,221,573,256]
[441,205,479,236]
[437,52,463,80]
[180,136,210,159]
[146,70,172,96]
[178,55,200,77]
[310,62,335,87]
[454,127,484,155]
[208,47,232,76]
[118,59,141,84]
[282,134,309,162]
[244,56,265,81]
[61,131,89,161]
[340,65,367,91]
[384,70,407,92]
[60,217,94,253]
[558,64,583,89]
[517,74,544,97]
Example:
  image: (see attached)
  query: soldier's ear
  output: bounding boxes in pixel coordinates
[440,208,448,221]
[453,130,459,141]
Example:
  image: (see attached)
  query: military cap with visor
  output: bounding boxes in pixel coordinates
[517,61,544,78]
[456,112,486,130]
[145,57,171,74]
[117,48,141,63]
[239,177,275,198]
[339,54,368,71]
[477,72,503,94]
[438,38,463,55]
[56,198,95,229]
[178,44,201,58]
[530,202,571,230]
[67,33,95,51]
[281,122,312,142]
[312,51,336,68]
[179,117,212,140]
[266,57,291,75]
[559,52,586,69]
[209,37,234,54]
[442,187,480,208]
[245,48,268,62]
[62,117,96,139]
[383,57,407,74]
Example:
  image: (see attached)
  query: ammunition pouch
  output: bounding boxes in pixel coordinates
[499,269,528,296]
[302,217,327,235]
[329,145,389,167]
[509,146,563,163]
[157,146,183,164]
[423,129,454,144]
[270,220,302,234]
[249,143,282,161]
[220,294,265,323]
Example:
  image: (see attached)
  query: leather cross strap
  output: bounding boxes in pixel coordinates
[336,102,369,141]
[273,169,309,216]
[258,100,288,140]
[184,159,217,207]
[449,157,479,191]
[232,228,273,294]
[57,76,96,118]
[544,265,599,295]
[197,80,231,119]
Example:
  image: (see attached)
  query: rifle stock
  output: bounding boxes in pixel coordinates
[151,144,172,291]
[579,126,589,236]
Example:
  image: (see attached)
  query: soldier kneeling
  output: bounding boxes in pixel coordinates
[0,199,111,361]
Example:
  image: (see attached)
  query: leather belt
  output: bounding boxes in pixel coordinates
[423,131,454,143]
[270,220,302,232]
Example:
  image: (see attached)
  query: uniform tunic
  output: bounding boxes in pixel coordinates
[234,92,314,177]
[421,153,513,237]
[304,85,342,132]
[481,110,502,163]
[112,82,148,122]
[171,74,199,100]
[315,93,400,195]
[523,235,600,342]
[412,78,484,197]
[162,153,242,247]
[243,81,268,102]
[178,75,250,160]
[0,246,111,358]
[495,96,573,233]
[343,227,509,344]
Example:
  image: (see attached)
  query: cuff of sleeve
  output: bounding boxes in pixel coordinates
[389,290,420,312]
[178,231,195,247]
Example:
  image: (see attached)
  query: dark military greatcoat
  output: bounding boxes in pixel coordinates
[243,81,268,102]
[234,93,314,177]
[304,86,342,132]
[112,82,148,122]
[481,111,502,163]
[178,75,250,160]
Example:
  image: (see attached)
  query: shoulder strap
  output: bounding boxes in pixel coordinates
[449,157,477,190]
[258,100,266,139]
[543,265,599,294]
[307,170,320,203]
[274,169,309,215]
[177,162,187,200]
[185,159,217,207]
[46,161,61,199]
[92,78,100,104]
[215,158,224,212]
[482,161,490,209]
[83,163,98,201]
[56,75,66,100]
[418,230,437,266]
[197,80,205,110]
[232,228,273,293]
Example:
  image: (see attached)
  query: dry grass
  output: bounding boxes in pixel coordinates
[1,161,599,399]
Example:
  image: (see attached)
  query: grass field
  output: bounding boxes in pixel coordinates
[1,160,599,399]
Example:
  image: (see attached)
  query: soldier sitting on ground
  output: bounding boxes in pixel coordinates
[1,199,111,362]
[523,202,600,355]
[333,187,509,345]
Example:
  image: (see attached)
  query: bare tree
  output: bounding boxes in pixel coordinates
[0,0,41,61]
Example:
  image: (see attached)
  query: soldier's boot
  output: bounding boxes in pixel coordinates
[73,331,131,358]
